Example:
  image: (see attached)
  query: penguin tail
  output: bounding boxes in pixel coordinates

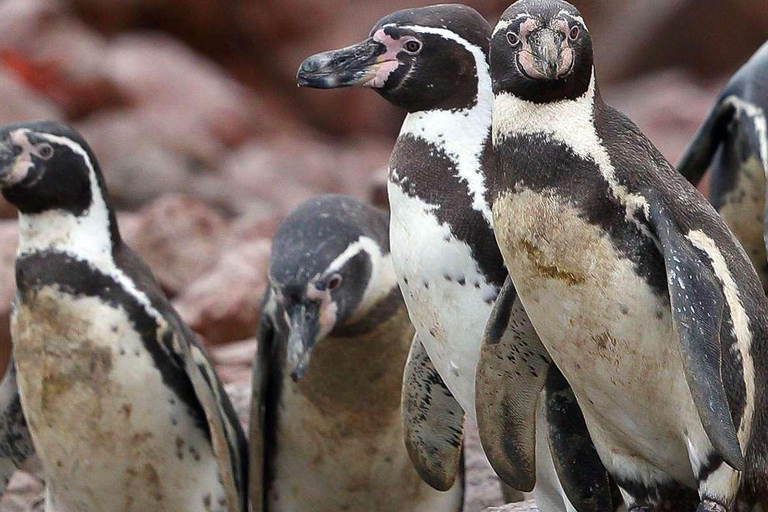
[676,94,738,186]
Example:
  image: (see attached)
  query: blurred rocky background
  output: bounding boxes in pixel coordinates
[0,0,765,510]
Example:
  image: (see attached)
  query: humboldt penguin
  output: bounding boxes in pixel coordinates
[0,121,248,511]
[677,41,768,293]
[297,5,616,511]
[249,195,462,512]
[481,0,768,510]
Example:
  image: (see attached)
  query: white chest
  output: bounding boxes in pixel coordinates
[12,288,225,512]
[493,189,708,487]
[387,182,497,416]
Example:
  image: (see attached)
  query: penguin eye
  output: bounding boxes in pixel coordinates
[404,40,422,55]
[327,274,343,291]
[568,25,580,41]
[37,144,54,160]
[507,32,521,47]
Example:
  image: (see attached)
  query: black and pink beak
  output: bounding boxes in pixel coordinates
[297,38,395,89]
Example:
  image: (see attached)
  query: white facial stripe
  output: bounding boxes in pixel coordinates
[396,25,494,225]
[320,236,398,321]
[492,13,532,37]
[493,73,649,231]
[558,10,587,29]
[686,229,755,445]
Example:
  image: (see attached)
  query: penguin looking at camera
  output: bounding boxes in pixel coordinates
[0,121,248,512]
[481,0,768,510]
[297,5,617,512]
[249,195,463,512]
[677,41,768,293]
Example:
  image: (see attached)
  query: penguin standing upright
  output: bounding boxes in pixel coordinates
[0,121,248,512]
[677,41,768,292]
[249,195,462,512]
[297,5,616,512]
[480,0,768,510]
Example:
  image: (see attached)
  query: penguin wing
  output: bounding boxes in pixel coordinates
[645,198,745,471]
[249,291,276,512]
[676,95,737,186]
[475,276,551,493]
[401,334,465,492]
[544,367,619,512]
[116,246,249,511]
[0,357,36,497]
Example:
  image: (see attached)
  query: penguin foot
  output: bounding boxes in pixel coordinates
[697,499,727,512]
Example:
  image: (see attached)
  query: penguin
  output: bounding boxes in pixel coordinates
[0,360,35,495]
[480,0,768,510]
[0,121,248,511]
[677,41,768,293]
[297,5,617,512]
[248,194,462,512]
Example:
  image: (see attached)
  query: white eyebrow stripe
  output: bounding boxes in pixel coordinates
[559,10,587,29]
[492,13,532,37]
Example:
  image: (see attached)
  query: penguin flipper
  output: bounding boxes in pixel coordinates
[116,245,249,511]
[676,96,737,186]
[544,367,618,512]
[402,334,465,491]
[0,357,35,496]
[646,198,744,471]
[249,294,276,512]
[475,276,552,493]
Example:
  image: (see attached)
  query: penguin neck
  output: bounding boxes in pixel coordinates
[17,179,121,265]
[396,48,494,225]
[345,243,399,325]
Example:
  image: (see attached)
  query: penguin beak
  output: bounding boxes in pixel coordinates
[520,28,574,80]
[297,38,390,89]
[286,303,322,382]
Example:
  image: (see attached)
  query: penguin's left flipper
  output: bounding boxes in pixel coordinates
[676,96,739,186]
[0,357,35,496]
[475,276,552,493]
[249,292,276,512]
[646,197,744,471]
[402,334,465,492]
[545,367,618,512]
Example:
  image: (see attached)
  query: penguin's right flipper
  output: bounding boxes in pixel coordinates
[401,334,465,492]
[475,276,552,493]
[676,95,738,186]
[0,357,36,497]
[249,291,277,512]
[544,367,618,512]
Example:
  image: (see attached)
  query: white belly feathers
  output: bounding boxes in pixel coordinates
[388,182,498,418]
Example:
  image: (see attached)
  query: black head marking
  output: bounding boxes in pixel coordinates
[0,120,121,244]
[491,0,593,103]
[269,195,390,327]
[297,4,491,113]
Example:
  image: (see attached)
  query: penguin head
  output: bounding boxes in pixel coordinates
[268,195,395,381]
[297,4,491,112]
[490,0,593,103]
[0,121,110,217]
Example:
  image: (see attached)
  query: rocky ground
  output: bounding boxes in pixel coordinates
[0,0,765,509]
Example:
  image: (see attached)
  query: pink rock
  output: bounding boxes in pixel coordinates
[104,34,257,147]
[125,194,228,297]
[174,239,271,346]
[76,111,195,209]
[210,338,257,386]
[0,69,63,126]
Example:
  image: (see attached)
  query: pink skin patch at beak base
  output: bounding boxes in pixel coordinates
[365,28,404,88]
[516,18,574,80]
[0,130,35,188]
